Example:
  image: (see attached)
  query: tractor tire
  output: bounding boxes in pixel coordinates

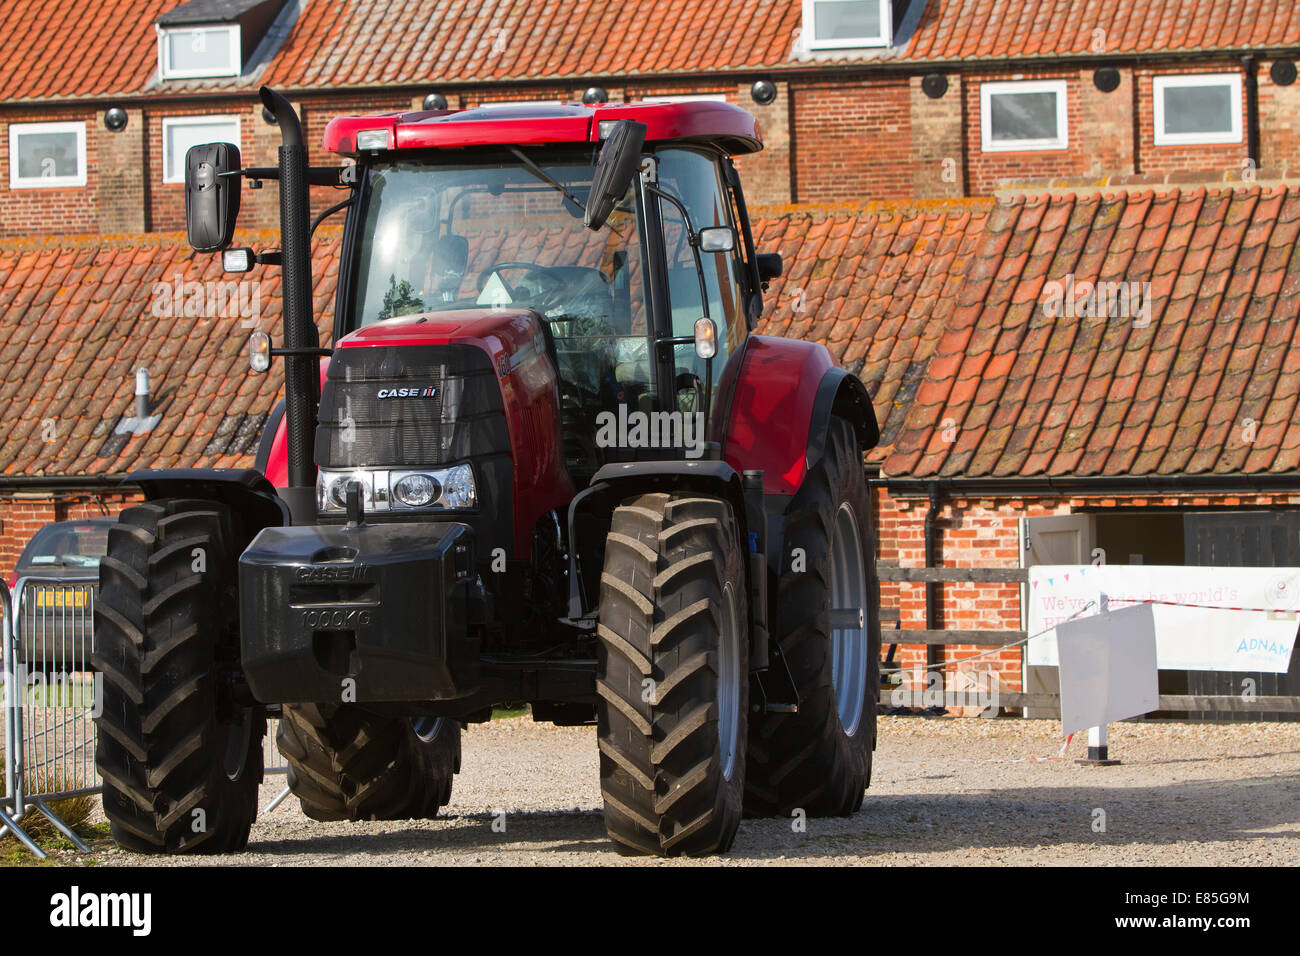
[277,705,461,822]
[92,499,265,854]
[745,416,881,817]
[596,492,749,856]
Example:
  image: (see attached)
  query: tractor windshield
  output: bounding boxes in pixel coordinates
[349,151,651,405]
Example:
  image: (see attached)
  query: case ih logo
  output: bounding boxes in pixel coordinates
[377,386,437,399]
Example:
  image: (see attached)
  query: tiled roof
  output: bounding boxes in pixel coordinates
[905,0,1300,61]
[0,230,338,477]
[886,185,1300,479]
[4,186,1300,482]
[6,0,1300,103]
[0,1,172,101]
[751,199,993,460]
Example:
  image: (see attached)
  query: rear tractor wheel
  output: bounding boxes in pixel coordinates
[745,416,881,818]
[277,704,461,821]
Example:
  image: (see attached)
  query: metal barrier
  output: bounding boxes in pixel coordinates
[0,573,291,857]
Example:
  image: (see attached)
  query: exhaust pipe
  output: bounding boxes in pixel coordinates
[260,86,320,523]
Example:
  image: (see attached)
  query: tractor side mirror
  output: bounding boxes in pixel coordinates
[585,120,647,231]
[185,142,241,253]
[756,253,783,284]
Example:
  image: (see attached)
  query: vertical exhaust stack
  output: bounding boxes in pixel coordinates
[260,86,320,524]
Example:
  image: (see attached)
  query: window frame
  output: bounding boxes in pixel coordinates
[8,121,87,189]
[980,79,1070,153]
[157,23,241,80]
[640,94,729,103]
[1152,73,1243,146]
[802,0,892,50]
[161,115,241,184]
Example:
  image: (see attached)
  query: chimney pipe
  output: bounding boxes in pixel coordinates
[135,367,150,419]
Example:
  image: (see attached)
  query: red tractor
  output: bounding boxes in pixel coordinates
[92,88,881,856]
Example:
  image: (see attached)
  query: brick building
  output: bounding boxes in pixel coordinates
[3,0,1299,708]
[4,0,1300,237]
[4,181,1300,703]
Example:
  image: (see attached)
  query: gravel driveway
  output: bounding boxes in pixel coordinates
[84,716,1300,866]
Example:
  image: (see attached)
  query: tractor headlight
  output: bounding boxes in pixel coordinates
[392,473,440,508]
[316,465,476,514]
[440,464,477,509]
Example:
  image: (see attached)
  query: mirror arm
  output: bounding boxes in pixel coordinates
[311,197,354,237]
[644,181,711,322]
[270,346,333,358]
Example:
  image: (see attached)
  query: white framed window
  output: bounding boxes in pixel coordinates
[980,80,1069,152]
[157,24,241,80]
[162,116,240,184]
[1153,74,1242,145]
[802,0,892,50]
[8,121,86,188]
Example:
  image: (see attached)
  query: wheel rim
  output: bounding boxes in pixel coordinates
[830,502,868,737]
[411,716,444,743]
[717,581,741,782]
[222,710,254,781]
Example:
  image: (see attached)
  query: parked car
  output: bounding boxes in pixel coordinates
[9,519,113,670]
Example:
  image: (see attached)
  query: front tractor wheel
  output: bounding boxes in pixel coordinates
[745,416,881,818]
[277,705,461,821]
[92,499,265,854]
[596,492,749,856]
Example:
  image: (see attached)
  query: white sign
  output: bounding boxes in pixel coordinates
[1027,565,1298,673]
[1057,602,1159,735]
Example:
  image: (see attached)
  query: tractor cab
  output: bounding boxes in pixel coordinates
[325,101,769,480]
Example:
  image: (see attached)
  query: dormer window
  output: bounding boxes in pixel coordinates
[155,0,291,81]
[157,24,240,79]
[802,0,892,50]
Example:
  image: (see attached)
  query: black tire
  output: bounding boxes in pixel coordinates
[745,417,881,817]
[92,499,265,853]
[277,704,461,821]
[596,492,749,856]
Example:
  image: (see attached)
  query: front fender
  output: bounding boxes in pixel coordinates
[127,468,289,539]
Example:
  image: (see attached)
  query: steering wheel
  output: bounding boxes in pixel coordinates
[476,262,568,303]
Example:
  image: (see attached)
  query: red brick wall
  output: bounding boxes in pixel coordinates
[876,487,1300,703]
[963,70,1086,196]
[1257,58,1300,173]
[0,108,99,238]
[0,491,140,582]
[792,78,912,203]
[1135,62,1249,178]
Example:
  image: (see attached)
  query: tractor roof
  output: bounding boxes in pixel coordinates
[322,100,762,157]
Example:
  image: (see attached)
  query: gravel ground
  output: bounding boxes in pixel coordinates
[65,715,1298,866]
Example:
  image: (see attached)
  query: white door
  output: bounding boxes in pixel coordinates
[1021,514,1096,716]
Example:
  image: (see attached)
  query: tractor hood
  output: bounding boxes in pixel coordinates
[334,309,548,376]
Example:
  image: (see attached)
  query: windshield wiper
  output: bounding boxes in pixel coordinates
[509,148,626,238]
[509,148,587,212]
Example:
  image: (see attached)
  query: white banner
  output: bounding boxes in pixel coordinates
[1026,565,1299,673]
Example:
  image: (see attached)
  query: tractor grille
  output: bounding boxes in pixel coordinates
[316,344,510,469]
